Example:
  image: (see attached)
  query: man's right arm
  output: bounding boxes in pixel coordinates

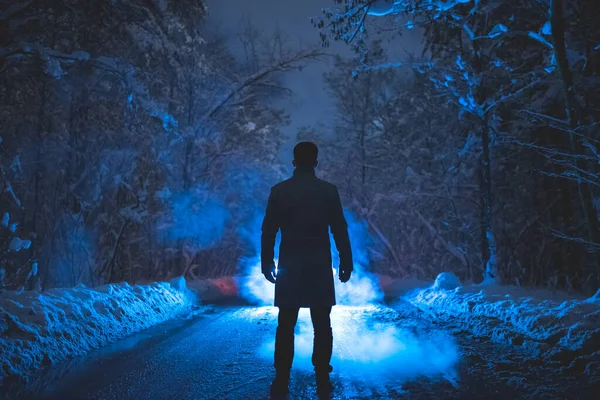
[329,187,353,281]
[261,187,279,283]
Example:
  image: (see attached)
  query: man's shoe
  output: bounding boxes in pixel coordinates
[270,372,290,398]
[315,372,333,397]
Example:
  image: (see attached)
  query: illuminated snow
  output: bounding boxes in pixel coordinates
[407,274,600,374]
[0,278,197,384]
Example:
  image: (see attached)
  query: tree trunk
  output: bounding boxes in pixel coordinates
[551,0,600,284]
[32,80,48,290]
[365,217,403,276]
[470,31,497,282]
[479,121,497,281]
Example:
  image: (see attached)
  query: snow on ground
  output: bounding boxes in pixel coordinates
[3,267,599,392]
[0,277,197,385]
[405,273,600,381]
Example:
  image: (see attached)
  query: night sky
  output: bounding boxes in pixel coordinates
[206,0,423,163]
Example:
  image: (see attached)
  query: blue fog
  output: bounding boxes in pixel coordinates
[157,185,230,250]
[153,176,459,387]
[239,306,459,390]
[238,209,382,306]
[236,208,459,388]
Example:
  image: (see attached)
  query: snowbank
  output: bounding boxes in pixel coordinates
[406,273,600,378]
[0,278,197,385]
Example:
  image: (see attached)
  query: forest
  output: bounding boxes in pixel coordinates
[1,0,599,295]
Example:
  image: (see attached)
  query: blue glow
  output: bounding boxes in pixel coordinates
[238,210,382,306]
[236,211,281,304]
[242,306,460,388]
[158,186,230,250]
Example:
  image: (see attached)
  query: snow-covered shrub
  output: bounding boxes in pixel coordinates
[432,272,462,291]
[0,211,37,292]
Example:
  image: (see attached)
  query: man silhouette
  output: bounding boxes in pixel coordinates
[261,141,353,398]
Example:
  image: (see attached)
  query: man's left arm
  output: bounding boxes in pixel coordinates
[329,186,353,283]
[261,187,279,283]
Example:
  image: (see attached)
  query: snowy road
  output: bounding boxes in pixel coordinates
[5,302,597,400]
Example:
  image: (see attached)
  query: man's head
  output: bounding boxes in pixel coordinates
[293,141,319,168]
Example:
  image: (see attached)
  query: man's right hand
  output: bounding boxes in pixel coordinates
[263,264,277,284]
[339,268,352,283]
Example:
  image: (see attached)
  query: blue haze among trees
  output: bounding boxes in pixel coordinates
[314,0,600,293]
[1,0,599,296]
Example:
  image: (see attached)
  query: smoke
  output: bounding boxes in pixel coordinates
[156,185,230,251]
[297,306,458,385]
[249,306,459,388]
[237,210,382,306]
[236,210,281,304]
[332,211,382,305]
[234,197,460,387]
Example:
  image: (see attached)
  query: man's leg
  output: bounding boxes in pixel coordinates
[274,307,300,371]
[271,307,299,396]
[310,306,333,394]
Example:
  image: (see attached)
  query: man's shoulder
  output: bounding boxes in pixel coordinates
[315,177,338,192]
[271,176,337,193]
[271,178,292,191]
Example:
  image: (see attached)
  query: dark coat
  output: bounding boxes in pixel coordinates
[261,167,353,308]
